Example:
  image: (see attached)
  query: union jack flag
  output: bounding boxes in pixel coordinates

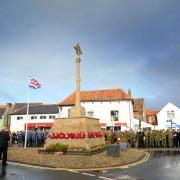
[29,78,42,89]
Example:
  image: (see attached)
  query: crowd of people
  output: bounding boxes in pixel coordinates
[4,128,180,149]
[1,127,180,168]
[104,129,180,148]
[10,129,49,147]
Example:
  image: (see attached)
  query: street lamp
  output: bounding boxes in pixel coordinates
[166,119,176,129]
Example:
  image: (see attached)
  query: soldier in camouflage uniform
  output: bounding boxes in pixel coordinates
[106,130,113,144]
[145,130,150,148]
[128,131,136,148]
[167,129,173,148]
[132,131,137,148]
[156,130,161,148]
[123,131,128,144]
[152,130,156,147]
[148,131,153,147]
[161,130,167,148]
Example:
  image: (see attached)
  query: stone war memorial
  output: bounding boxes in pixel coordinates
[45,43,105,151]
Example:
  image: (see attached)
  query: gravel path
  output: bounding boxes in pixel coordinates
[8,147,145,169]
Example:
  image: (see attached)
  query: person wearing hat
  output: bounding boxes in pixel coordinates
[0,127,10,165]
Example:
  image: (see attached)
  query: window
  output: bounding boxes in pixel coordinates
[40,116,46,119]
[31,116,37,120]
[111,111,119,121]
[147,115,157,125]
[114,126,121,131]
[87,111,94,117]
[49,115,56,119]
[167,110,175,120]
[17,116,23,120]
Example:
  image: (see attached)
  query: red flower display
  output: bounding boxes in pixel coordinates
[59,133,65,139]
[49,131,102,139]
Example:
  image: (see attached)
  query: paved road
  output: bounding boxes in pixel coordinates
[87,152,180,180]
[1,153,180,180]
[0,163,96,180]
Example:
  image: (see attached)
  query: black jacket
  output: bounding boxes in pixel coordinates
[0,130,10,148]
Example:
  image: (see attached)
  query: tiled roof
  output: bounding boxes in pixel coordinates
[0,105,7,109]
[13,103,43,111]
[144,109,160,116]
[11,104,59,115]
[59,88,131,105]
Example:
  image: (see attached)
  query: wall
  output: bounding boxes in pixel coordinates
[10,113,59,132]
[156,103,180,130]
[60,100,134,128]
[10,100,134,131]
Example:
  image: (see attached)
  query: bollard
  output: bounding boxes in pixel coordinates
[119,142,128,151]
[107,144,120,157]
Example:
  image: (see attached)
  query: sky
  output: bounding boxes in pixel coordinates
[0,0,180,109]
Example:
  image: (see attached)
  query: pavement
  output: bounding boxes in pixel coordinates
[8,147,180,180]
[0,152,149,180]
[2,152,180,180]
[8,147,146,169]
[0,163,95,180]
[6,151,150,172]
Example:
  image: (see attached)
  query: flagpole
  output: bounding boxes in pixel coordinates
[24,77,30,149]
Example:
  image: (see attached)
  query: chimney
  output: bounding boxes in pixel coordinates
[128,89,132,98]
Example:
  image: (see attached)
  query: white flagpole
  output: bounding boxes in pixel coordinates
[24,77,30,149]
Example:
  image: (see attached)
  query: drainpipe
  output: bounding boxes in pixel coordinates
[129,101,132,130]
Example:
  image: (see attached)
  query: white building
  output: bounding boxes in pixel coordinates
[9,88,151,132]
[156,102,180,130]
[59,88,134,131]
[10,104,59,132]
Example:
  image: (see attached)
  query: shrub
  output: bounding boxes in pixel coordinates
[46,143,68,154]
[81,147,91,153]
[81,144,106,153]
[99,143,108,149]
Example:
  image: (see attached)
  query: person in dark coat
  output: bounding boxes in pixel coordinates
[0,128,10,165]
[31,129,37,147]
[37,129,43,147]
[177,129,180,148]
[173,130,178,148]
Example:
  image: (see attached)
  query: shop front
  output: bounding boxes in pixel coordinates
[100,122,127,131]
[24,123,53,130]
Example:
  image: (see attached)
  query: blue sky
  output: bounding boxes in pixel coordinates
[0,0,180,109]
